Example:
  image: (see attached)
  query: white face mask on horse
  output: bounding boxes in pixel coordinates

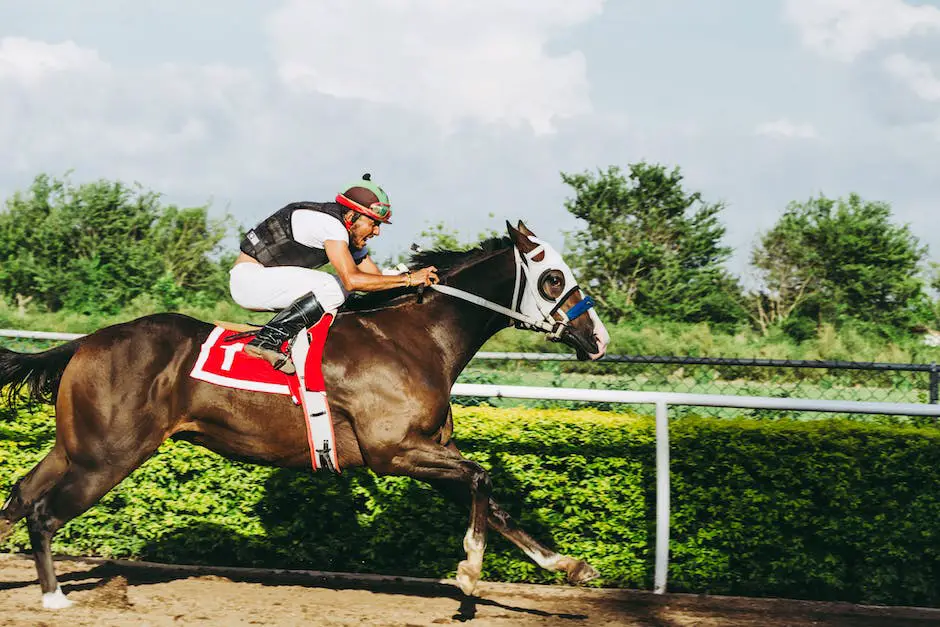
[509,226,610,360]
[428,221,609,361]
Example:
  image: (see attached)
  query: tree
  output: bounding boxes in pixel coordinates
[381,217,502,268]
[0,173,235,314]
[921,262,940,331]
[746,208,819,336]
[561,162,745,326]
[749,193,930,336]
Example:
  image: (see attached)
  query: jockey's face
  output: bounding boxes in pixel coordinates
[348,213,381,249]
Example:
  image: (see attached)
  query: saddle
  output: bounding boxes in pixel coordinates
[188,315,339,473]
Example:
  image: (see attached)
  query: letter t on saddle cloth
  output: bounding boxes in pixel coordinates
[188,316,340,473]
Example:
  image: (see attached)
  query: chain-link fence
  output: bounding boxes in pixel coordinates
[455,353,940,425]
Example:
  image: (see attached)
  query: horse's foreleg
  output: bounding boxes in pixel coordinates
[428,442,599,585]
[487,500,599,584]
[376,443,491,596]
[430,479,598,584]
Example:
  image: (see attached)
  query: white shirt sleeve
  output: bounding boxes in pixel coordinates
[291,210,349,248]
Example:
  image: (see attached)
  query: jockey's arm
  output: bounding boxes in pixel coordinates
[325,240,412,292]
[356,255,383,276]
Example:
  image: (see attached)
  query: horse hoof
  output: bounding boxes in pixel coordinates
[565,559,600,585]
[456,559,480,596]
[42,586,73,610]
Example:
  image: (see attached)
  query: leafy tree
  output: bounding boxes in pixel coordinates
[413,221,466,251]
[926,262,940,330]
[0,173,235,314]
[381,217,501,268]
[149,205,238,308]
[749,193,930,337]
[561,162,745,326]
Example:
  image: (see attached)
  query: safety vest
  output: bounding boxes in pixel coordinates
[239,202,365,268]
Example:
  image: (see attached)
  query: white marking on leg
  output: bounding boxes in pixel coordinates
[457,526,487,596]
[523,547,565,570]
[463,526,485,563]
[42,585,73,610]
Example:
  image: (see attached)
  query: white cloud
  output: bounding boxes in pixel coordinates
[0,37,109,82]
[784,0,940,62]
[0,38,260,185]
[883,52,940,101]
[754,118,819,139]
[265,0,605,135]
[2,4,940,277]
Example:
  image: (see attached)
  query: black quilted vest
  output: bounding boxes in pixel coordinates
[239,202,365,268]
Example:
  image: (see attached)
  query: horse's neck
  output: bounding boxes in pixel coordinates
[429,248,516,383]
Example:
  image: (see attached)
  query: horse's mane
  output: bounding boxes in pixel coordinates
[342,235,511,312]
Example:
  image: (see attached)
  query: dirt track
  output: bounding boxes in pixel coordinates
[1,554,939,626]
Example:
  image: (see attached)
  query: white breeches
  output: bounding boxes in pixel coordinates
[229,263,349,312]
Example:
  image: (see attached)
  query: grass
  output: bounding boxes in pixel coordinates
[480,316,940,365]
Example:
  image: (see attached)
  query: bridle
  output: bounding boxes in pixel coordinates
[429,241,596,341]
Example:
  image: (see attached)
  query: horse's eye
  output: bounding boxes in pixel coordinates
[538,270,565,300]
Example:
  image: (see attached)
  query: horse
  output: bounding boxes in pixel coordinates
[0,221,610,609]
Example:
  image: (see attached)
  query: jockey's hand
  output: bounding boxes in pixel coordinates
[410,266,439,287]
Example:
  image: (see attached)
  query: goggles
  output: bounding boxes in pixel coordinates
[335,194,392,224]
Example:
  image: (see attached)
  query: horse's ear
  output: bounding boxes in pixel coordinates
[507,220,538,254]
[517,221,536,237]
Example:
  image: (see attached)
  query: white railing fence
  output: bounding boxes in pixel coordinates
[452,385,940,595]
[0,329,84,341]
[4,330,940,594]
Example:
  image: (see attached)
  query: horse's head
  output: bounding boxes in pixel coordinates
[507,221,610,361]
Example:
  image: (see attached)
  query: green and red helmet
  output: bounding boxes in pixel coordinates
[336,173,392,224]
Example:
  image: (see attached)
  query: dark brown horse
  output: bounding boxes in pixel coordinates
[0,221,609,609]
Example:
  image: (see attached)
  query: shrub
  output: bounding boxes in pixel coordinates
[1,404,938,607]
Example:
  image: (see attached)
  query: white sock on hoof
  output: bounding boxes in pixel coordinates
[42,585,73,610]
[524,548,564,570]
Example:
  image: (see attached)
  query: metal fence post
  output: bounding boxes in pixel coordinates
[930,363,939,405]
[654,401,670,595]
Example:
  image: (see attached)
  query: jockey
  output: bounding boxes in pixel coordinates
[230,173,439,374]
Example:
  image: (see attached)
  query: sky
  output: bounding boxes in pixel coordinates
[1,0,939,281]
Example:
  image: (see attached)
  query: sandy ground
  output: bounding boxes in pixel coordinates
[0,554,938,626]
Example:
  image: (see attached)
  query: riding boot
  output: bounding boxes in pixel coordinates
[244,292,326,375]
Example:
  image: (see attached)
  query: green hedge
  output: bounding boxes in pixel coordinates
[1,403,938,607]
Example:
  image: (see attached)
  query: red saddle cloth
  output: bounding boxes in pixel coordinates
[189,314,334,403]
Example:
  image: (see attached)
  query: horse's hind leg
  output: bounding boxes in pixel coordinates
[0,445,69,542]
[0,444,75,609]
[25,448,162,609]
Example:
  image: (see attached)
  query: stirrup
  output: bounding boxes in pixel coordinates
[244,343,297,374]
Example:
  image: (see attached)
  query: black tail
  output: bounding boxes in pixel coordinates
[0,340,83,408]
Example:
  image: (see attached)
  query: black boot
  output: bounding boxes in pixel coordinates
[245,292,326,374]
